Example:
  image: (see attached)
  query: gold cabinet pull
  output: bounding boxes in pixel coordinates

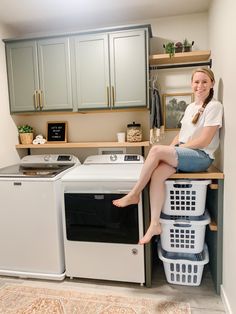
[39,90,43,109]
[33,90,38,109]
[107,86,110,107]
[112,86,115,107]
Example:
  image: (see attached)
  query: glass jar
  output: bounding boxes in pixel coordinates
[127,122,142,142]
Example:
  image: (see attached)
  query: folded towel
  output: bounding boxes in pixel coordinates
[33,135,46,145]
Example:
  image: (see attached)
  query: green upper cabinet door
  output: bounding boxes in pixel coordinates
[71,28,148,110]
[71,34,110,110]
[6,37,72,113]
[109,29,147,109]
[6,41,39,112]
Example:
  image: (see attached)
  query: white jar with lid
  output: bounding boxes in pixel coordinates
[127,122,142,142]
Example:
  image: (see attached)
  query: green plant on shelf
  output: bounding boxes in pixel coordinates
[183,39,194,52]
[17,124,33,133]
[163,42,175,58]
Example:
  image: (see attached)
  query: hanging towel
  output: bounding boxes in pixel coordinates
[150,88,164,144]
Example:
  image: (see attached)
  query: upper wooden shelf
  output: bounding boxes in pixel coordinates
[149,50,211,66]
[15,141,150,149]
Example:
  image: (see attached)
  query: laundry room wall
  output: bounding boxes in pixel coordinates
[208,1,236,313]
[0,23,21,167]
[12,12,209,162]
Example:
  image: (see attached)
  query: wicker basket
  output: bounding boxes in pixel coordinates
[19,133,33,144]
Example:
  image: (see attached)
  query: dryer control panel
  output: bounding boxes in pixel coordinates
[84,154,144,164]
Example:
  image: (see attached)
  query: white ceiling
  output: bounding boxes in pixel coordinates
[0,0,211,35]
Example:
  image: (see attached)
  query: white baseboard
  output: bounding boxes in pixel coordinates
[221,285,232,314]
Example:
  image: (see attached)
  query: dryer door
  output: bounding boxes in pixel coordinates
[64,193,139,244]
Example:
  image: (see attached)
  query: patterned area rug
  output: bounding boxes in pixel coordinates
[0,284,191,314]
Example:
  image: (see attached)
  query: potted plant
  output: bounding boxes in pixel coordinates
[183,39,194,52]
[175,41,183,53]
[18,124,34,144]
[163,42,175,58]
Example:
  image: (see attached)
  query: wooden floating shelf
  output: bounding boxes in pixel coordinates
[16,141,150,149]
[170,165,224,180]
[149,50,211,65]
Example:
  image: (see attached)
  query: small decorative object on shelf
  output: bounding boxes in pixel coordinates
[17,124,34,145]
[47,121,68,143]
[163,42,175,58]
[175,42,183,53]
[127,121,142,142]
[183,39,194,52]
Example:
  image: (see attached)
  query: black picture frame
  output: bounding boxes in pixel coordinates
[46,121,68,142]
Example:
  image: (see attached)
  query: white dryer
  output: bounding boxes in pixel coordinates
[62,154,145,284]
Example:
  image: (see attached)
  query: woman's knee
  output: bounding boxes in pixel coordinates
[149,145,163,157]
[151,162,176,181]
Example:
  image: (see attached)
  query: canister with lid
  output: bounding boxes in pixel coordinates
[127,122,142,142]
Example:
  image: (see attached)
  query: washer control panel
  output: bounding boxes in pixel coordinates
[21,154,79,164]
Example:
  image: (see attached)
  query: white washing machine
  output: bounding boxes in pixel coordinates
[0,154,80,280]
[62,154,145,284]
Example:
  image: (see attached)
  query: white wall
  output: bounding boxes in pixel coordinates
[209,1,236,313]
[0,24,21,167]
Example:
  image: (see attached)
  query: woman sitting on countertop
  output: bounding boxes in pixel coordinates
[113,67,223,245]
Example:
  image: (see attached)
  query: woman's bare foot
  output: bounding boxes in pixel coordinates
[112,193,140,207]
[139,222,162,245]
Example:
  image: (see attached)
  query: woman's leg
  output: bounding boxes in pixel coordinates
[113,145,178,207]
[139,162,176,244]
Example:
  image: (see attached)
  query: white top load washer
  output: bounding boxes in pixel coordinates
[62,154,146,284]
[0,154,80,280]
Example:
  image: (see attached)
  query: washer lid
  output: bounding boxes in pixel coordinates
[0,163,74,178]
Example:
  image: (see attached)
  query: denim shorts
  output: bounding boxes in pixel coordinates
[174,147,213,172]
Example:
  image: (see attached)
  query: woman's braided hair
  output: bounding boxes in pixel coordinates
[191,68,215,124]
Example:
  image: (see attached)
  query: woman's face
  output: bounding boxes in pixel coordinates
[191,71,214,102]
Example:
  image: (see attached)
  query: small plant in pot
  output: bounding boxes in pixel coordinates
[175,41,183,53]
[183,39,194,52]
[163,42,175,58]
[18,124,34,144]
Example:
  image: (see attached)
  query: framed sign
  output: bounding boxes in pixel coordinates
[47,121,68,142]
[163,93,194,130]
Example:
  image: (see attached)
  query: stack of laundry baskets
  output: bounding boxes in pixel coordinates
[158,179,212,286]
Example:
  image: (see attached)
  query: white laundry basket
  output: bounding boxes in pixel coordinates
[162,180,211,216]
[158,242,209,286]
[160,211,210,253]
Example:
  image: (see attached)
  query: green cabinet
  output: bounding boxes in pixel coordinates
[6,37,72,113]
[70,28,148,110]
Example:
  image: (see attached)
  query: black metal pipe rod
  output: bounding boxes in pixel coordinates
[149,59,212,70]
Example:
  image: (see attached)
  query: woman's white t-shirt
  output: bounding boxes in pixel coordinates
[179,99,223,159]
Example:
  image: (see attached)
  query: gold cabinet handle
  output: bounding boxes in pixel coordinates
[33,90,39,109]
[107,86,110,107]
[38,90,43,109]
[112,86,115,107]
